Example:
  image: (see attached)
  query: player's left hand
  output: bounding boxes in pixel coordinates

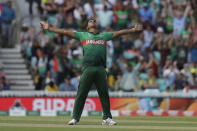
[132,24,143,32]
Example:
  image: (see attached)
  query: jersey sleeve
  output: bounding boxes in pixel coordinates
[74,32,83,41]
[102,32,114,41]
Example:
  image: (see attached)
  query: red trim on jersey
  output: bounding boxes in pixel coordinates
[0,5,2,15]
[82,41,86,45]
[82,40,107,46]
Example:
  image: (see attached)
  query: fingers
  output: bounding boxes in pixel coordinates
[130,24,143,31]
[138,24,143,30]
[40,22,44,29]
[40,21,49,30]
[40,21,45,26]
[40,21,47,33]
[131,24,142,30]
[134,24,143,31]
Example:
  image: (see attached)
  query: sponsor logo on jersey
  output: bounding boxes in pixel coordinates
[82,39,107,46]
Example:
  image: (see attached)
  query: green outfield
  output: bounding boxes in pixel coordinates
[0,116,197,131]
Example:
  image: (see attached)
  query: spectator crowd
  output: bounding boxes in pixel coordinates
[0,1,15,91]
[19,0,197,92]
[0,1,15,48]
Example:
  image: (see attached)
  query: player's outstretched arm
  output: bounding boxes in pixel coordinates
[40,21,75,38]
[113,24,143,38]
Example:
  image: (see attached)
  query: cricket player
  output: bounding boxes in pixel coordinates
[40,18,142,125]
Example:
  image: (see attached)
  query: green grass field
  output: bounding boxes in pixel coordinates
[0,116,197,131]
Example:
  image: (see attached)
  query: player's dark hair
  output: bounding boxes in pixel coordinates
[88,17,96,22]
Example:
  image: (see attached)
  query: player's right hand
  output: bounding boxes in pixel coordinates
[40,21,49,30]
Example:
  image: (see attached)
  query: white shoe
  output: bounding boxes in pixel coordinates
[102,118,117,125]
[68,119,78,125]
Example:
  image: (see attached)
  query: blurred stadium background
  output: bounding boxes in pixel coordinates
[0,0,197,130]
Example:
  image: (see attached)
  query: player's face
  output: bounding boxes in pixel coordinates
[88,19,97,29]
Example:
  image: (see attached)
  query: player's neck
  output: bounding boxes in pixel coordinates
[88,28,98,34]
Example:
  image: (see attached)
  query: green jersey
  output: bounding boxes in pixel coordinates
[74,32,113,67]
[116,10,128,27]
